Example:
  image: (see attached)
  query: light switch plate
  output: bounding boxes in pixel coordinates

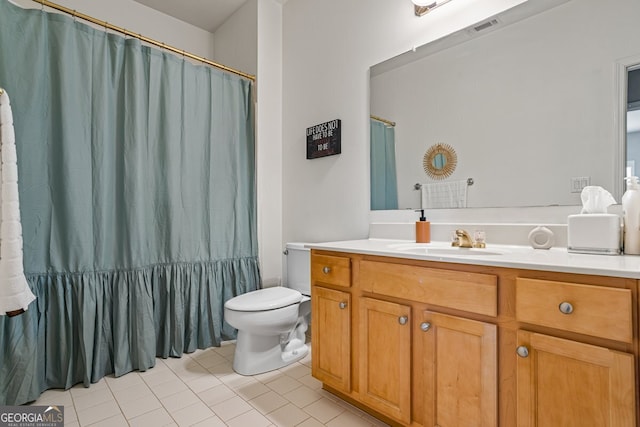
[570,176,590,193]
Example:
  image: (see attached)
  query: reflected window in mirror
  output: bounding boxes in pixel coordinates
[627,67,640,179]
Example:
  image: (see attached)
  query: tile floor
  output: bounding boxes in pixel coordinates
[30,342,390,427]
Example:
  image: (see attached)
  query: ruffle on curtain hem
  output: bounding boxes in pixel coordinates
[0,257,260,406]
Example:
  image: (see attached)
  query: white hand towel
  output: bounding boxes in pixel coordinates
[421,180,468,209]
[0,89,36,315]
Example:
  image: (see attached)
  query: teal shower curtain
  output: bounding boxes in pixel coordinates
[370,119,398,210]
[0,0,259,405]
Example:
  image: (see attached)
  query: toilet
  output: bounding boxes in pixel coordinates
[224,243,311,375]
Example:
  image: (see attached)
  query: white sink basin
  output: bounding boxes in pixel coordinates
[426,248,504,256]
[388,243,505,256]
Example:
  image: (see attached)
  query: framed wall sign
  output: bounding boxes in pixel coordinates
[306,119,341,159]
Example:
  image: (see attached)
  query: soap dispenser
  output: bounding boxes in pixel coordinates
[415,209,430,243]
[623,176,640,254]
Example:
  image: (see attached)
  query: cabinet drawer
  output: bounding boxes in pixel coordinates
[311,254,351,287]
[359,260,497,316]
[515,278,633,343]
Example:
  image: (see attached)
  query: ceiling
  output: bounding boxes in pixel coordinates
[133,0,286,33]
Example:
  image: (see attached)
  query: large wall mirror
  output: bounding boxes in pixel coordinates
[370,0,640,210]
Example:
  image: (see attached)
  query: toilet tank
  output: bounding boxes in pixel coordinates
[285,243,310,295]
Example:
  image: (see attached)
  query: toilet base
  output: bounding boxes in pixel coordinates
[232,331,309,376]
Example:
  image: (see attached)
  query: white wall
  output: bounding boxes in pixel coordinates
[281,0,528,244]
[214,0,258,76]
[213,1,284,286]
[13,0,215,59]
[256,0,284,286]
[215,0,283,286]
[215,0,284,286]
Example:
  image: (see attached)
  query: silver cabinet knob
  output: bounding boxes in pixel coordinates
[420,322,431,332]
[516,346,529,358]
[558,301,574,314]
[322,266,331,274]
[339,301,347,309]
[398,316,408,325]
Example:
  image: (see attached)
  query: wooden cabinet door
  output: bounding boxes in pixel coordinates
[422,311,497,427]
[517,330,636,427]
[359,297,411,425]
[311,286,351,392]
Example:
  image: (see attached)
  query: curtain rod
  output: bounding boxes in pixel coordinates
[370,115,396,127]
[31,0,256,82]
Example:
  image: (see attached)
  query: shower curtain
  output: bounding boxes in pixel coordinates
[0,0,259,405]
[370,119,398,210]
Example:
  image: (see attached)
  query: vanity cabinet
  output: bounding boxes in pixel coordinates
[359,297,412,424]
[310,253,352,393]
[516,330,635,427]
[515,278,633,343]
[515,277,636,426]
[311,286,351,393]
[358,259,497,317]
[357,297,498,426]
[422,311,497,427]
[310,253,351,288]
[357,259,499,425]
[310,250,639,427]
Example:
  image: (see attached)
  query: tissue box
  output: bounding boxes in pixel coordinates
[567,214,621,255]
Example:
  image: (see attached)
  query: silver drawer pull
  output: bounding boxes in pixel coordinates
[558,301,574,314]
[420,322,431,332]
[516,346,529,358]
[322,266,331,274]
[398,316,408,325]
[339,301,347,309]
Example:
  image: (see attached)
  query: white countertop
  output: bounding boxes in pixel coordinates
[306,239,640,279]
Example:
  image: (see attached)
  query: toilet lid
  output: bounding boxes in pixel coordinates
[225,287,302,312]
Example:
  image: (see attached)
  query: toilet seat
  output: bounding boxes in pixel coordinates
[225,287,302,312]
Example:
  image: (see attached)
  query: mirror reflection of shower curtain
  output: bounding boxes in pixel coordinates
[370,119,398,210]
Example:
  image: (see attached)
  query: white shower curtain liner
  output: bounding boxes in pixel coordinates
[0,89,36,315]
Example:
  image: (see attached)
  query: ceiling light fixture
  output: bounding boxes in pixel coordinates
[412,0,453,17]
